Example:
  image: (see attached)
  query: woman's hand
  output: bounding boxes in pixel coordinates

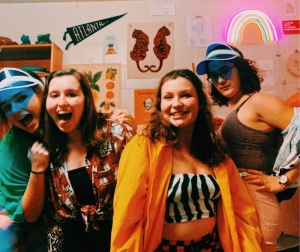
[27,141,49,173]
[24,141,49,222]
[0,212,13,229]
[239,169,285,193]
[109,109,137,131]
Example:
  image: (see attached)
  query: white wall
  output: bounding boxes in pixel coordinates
[1,0,299,118]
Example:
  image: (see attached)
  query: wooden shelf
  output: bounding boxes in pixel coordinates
[0,43,63,76]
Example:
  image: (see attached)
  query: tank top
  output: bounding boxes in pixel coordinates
[68,167,96,205]
[165,174,220,223]
[221,95,281,174]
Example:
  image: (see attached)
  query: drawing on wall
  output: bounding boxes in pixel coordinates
[186,16,212,47]
[104,35,118,55]
[130,26,171,72]
[63,63,121,113]
[286,49,300,78]
[63,13,127,50]
[127,22,174,79]
[134,89,157,125]
[284,0,296,16]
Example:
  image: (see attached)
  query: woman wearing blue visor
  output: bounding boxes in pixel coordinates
[0,68,49,251]
[196,42,299,252]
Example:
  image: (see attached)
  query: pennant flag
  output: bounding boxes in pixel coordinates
[63,13,127,50]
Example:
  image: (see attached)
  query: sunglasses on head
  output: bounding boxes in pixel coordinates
[207,66,235,85]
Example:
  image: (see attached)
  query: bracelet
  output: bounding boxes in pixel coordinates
[31,170,46,174]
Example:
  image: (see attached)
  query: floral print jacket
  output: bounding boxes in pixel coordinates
[45,120,136,235]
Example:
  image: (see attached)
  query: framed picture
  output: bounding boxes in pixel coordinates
[63,63,122,113]
[134,88,157,125]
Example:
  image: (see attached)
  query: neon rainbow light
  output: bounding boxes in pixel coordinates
[227,10,278,44]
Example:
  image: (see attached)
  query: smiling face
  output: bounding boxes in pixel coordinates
[0,86,42,133]
[207,60,242,100]
[46,75,85,134]
[160,76,199,130]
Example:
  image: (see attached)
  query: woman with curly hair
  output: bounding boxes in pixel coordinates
[196,42,299,252]
[111,69,262,251]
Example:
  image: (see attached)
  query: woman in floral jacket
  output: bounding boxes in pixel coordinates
[38,68,136,252]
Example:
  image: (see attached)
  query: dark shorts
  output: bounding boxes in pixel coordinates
[155,225,223,252]
[48,218,112,252]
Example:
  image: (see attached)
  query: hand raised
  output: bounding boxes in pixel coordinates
[27,141,49,174]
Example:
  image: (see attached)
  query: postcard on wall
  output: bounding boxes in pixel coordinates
[150,3,176,16]
[134,89,157,125]
[104,35,118,55]
[284,0,296,16]
[63,63,122,113]
[127,22,174,79]
[186,16,212,47]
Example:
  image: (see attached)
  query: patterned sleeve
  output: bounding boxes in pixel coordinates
[108,121,136,162]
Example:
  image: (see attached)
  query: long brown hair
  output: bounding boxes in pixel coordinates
[39,68,107,156]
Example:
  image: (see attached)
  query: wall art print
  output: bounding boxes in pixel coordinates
[63,63,121,113]
[127,22,174,79]
[134,88,157,126]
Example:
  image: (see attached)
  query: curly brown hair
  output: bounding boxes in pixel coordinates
[210,44,261,106]
[144,69,227,166]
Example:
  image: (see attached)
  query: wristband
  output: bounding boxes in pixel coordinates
[31,170,46,174]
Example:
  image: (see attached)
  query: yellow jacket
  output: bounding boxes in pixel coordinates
[111,134,262,252]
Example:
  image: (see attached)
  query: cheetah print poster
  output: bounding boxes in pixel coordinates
[63,63,121,113]
[127,22,174,79]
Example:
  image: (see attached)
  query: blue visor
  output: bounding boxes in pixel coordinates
[0,68,43,92]
[196,42,241,75]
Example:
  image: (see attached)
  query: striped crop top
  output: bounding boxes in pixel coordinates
[165,174,221,223]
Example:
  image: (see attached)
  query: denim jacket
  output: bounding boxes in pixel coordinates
[273,107,300,188]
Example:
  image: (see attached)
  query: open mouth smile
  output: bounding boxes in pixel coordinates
[58,112,72,120]
[18,114,33,128]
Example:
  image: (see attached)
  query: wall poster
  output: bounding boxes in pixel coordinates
[284,0,296,16]
[63,63,122,113]
[134,89,157,126]
[186,16,212,47]
[127,22,174,79]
